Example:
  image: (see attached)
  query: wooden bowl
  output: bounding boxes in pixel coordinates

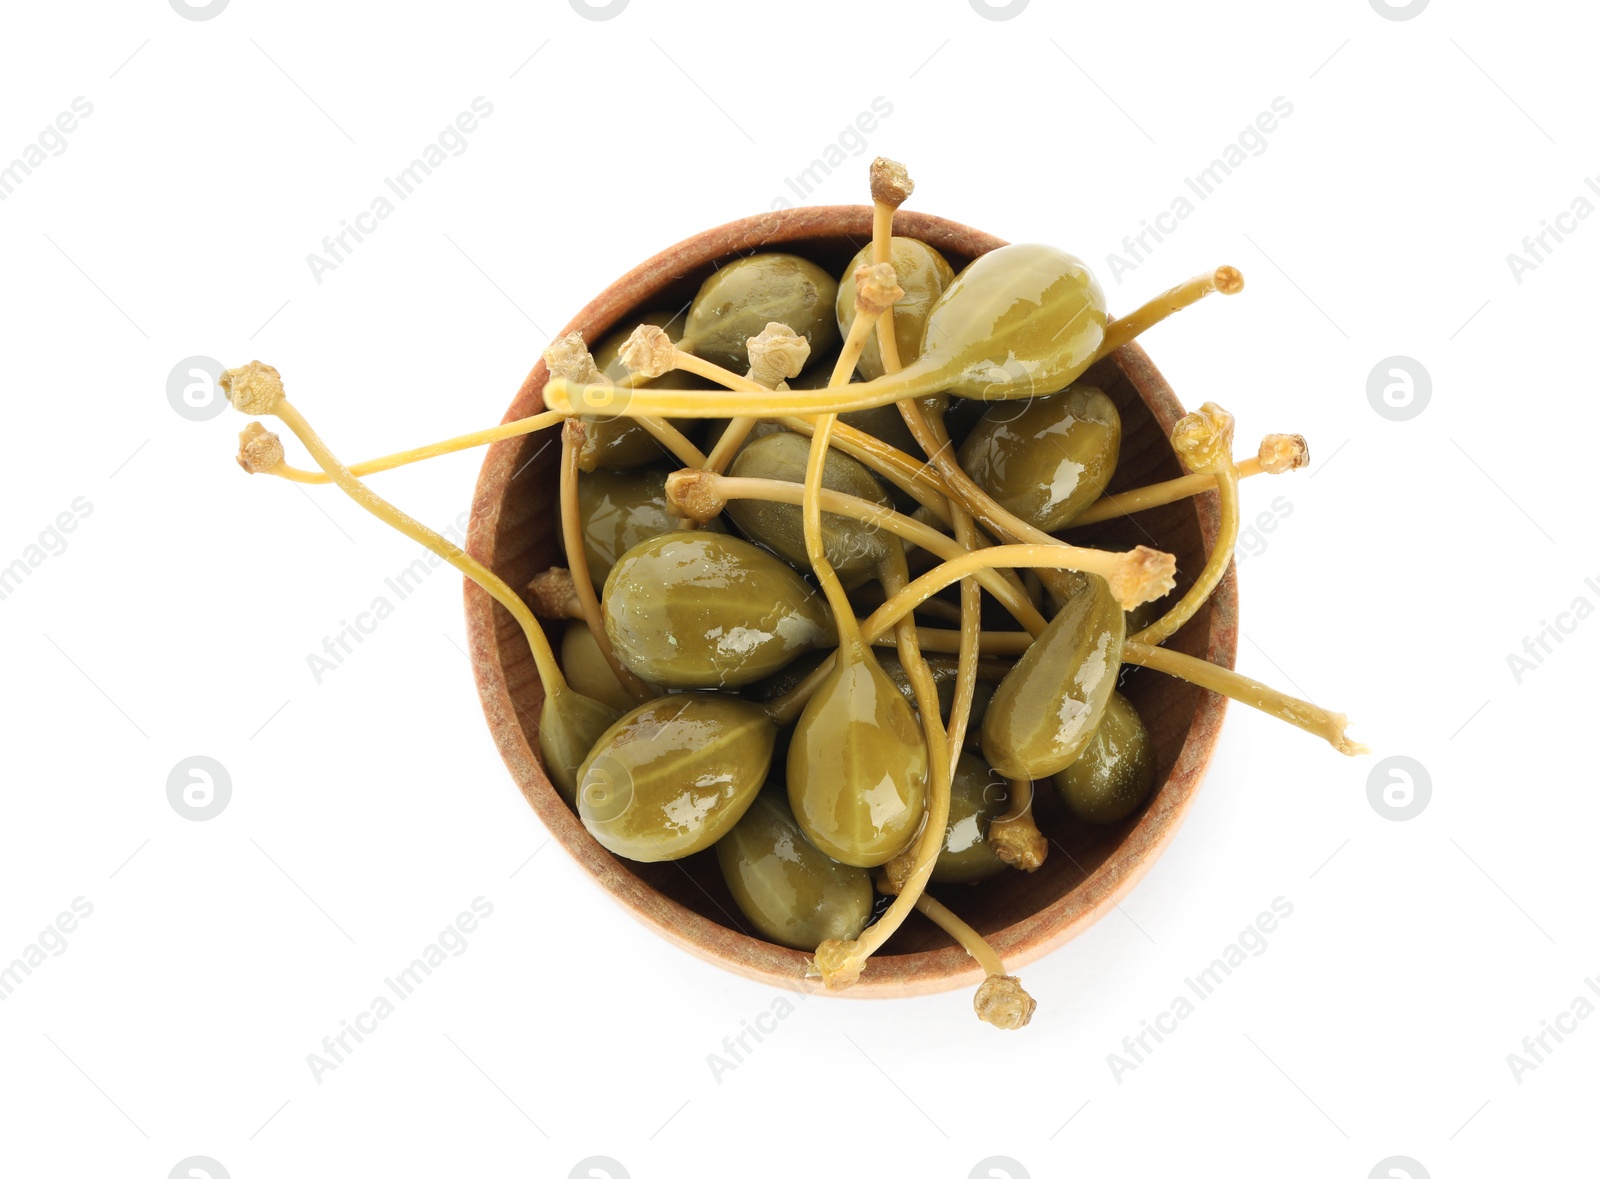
[464,206,1237,997]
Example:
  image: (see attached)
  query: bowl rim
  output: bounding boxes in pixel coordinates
[464,205,1237,998]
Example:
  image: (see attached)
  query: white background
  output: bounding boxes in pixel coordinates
[1,2,1594,1176]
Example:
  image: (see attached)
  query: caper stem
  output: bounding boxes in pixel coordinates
[988,777,1048,872]
[874,629,1031,658]
[1070,456,1268,526]
[870,202,906,375]
[269,397,567,695]
[910,891,1004,976]
[1089,264,1244,367]
[703,416,759,475]
[268,409,567,484]
[630,414,708,468]
[1122,641,1368,756]
[1131,459,1239,646]
[540,363,946,419]
[559,421,654,704]
[688,473,1047,634]
[864,537,1177,620]
[813,546,954,987]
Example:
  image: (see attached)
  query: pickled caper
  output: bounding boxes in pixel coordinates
[716,788,875,949]
[683,254,841,373]
[725,431,895,590]
[576,693,774,862]
[576,464,678,591]
[559,620,642,714]
[603,531,835,688]
[932,754,1012,884]
[958,385,1121,531]
[836,237,955,381]
[1053,690,1156,824]
[981,571,1124,779]
[787,644,929,868]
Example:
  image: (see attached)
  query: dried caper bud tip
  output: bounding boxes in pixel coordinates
[235,422,284,474]
[1213,265,1245,295]
[974,975,1036,1030]
[852,262,904,317]
[745,322,811,389]
[1171,402,1237,473]
[663,468,727,524]
[1257,432,1309,474]
[988,820,1048,873]
[868,157,914,208]
[809,939,865,990]
[1109,545,1179,610]
[543,332,604,384]
[618,324,676,380]
[527,566,582,620]
[220,360,284,416]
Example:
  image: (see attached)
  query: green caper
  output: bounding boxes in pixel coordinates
[931,754,1012,884]
[603,531,835,688]
[836,237,955,380]
[559,620,641,714]
[981,571,1124,779]
[1053,690,1156,824]
[578,311,697,470]
[538,687,622,803]
[957,385,1121,531]
[576,463,678,591]
[725,431,895,589]
[683,254,841,373]
[577,694,774,862]
[788,646,929,867]
[716,788,874,949]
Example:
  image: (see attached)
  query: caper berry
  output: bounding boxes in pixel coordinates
[576,694,774,862]
[603,531,835,688]
[958,385,1121,531]
[835,237,955,380]
[716,788,875,949]
[683,254,841,373]
[725,431,895,590]
[981,571,1124,779]
[932,754,1012,884]
[1053,690,1156,824]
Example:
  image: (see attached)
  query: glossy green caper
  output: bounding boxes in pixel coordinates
[725,431,895,590]
[958,385,1121,531]
[603,531,835,689]
[683,254,841,373]
[1053,690,1156,823]
[577,694,774,862]
[836,238,956,380]
[538,687,622,803]
[981,572,1124,779]
[579,311,697,470]
[931,754,1012,884]
[577,464,723,592]
[787,645,929,867]
[716,788,874,949]
[559,620,640,714]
